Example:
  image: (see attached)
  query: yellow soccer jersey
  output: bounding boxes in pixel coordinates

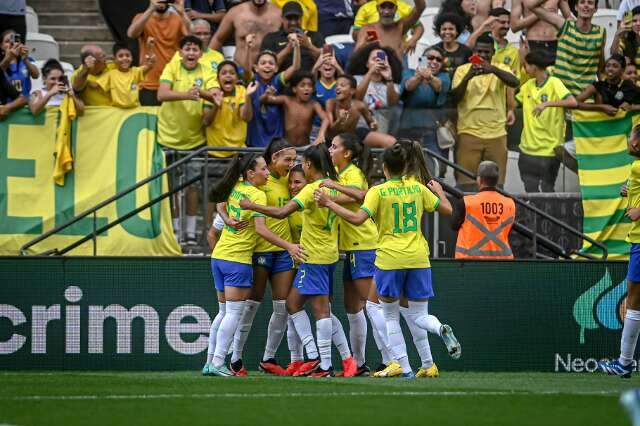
[256,172,293,252]
[337,163,377,251]
[361,178,441,270]
[289,210,303,244]
[96,66,146,108]
[492,41,520,82]
[292,179,339,264]
[204,85,248,158]
[157,61,215,150]
[353,0,414,29]
[516,76,572,157]
[627,160,640,244]
[168,48,224,86]
[212,181,267,264]
[71,62,115,106]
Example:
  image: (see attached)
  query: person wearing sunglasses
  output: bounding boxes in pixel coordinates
[398,46,450,178]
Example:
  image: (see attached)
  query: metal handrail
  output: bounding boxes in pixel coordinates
[423,147,608,260]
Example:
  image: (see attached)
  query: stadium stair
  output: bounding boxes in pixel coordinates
[28,0,112,67]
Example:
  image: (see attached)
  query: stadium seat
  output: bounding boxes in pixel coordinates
[325,34,353,46]
[26,6,39,33]
[593,9,617,53]
[26,32,59,62]
[29,59,75,93]
[222,46,235,61]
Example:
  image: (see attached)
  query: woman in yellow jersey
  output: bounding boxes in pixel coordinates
[320,133,389,376]
[240,144,342,377]
[229,138,298,376]
[316,142,458,378]
[203,153,305,378]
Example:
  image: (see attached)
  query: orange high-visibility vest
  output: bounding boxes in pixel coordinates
[455,190,515,260]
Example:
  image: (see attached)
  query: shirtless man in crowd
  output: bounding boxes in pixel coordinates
[354,0,425,61]
[512,0,573,62]
[209,0,281,66]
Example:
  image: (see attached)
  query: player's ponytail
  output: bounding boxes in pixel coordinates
[398,139,432,185]
[338,132,372,180]
[302,144,339,181]
[209,153,261,202]
[382,143,407,177]
[263,137,293,165]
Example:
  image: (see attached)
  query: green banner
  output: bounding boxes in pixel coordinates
[0,258,634,372]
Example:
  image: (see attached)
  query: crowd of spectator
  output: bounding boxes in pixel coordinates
[3,0,640,235]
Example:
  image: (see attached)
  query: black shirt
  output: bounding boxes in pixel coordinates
[1,71,20,104]
[593,79,638,108]
[261,29,325,72]
[435,41,472,78]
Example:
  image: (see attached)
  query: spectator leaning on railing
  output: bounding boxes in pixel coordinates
[71,45,113,106]
[29,59,84,116]
[0,30,39,98]
[451,33,519,191]
[127,0,190,106]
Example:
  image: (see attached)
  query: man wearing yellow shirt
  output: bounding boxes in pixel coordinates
[452,34,519,191]
[272,0,318,31]
[71,44,113,106]
[168,19,225,83]
[490,8,520,81]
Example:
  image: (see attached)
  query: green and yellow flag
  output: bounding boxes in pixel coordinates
[572,110,636,259]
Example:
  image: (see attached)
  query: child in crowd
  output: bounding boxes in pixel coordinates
[246,35,301,148]
[326,75,396,148]
[311,51,342,140]
[29,59,84,115]
[97,44,155,109]
[1,30,39,98]
[261,71,329,146]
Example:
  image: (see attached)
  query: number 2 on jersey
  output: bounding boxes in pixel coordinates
[391,201,417,233]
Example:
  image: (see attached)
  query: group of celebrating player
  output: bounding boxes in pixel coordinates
[202,134,462,378]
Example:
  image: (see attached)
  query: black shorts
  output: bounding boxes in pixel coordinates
[355,127,371,143]
[527,40,558,64]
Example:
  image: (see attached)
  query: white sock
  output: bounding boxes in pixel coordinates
[317,317,333,370]
[291,310,318,359]
[620,308,640,365]
[331,313,351,360]
[366,300,392,365]
[207,302,226,364]
[287,315,304,362]
[347,310,367,366]
[425,314,443,336]
[172,217,180,233]
[401,305,433,369]
[381,300,411,373]
[263,300,288,361]
[231,299,260,363]
[186,215,197,238]
[213,300,245,367]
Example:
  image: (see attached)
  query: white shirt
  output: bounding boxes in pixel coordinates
[617,0,640,20]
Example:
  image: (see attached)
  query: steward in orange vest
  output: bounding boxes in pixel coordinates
[453,161,515,259]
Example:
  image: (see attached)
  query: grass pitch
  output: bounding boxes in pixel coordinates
[0,372,636,426]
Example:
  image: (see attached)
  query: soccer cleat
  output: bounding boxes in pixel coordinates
[373,363,388,374]
[416,363,439,378]
[210,364,234,377]
[598,359,633,378]
[293,359,320,377]
[355,364,371,377]
[311,366,335,378]
[620,388,640,425]
[230,359,248,377]
[259,358,287,376]
[440,324,462,360]
[402,371,416,379]
[373,361,403,378]
[342,356,358,377]
[285,361,305,376]
[202,363,214,376]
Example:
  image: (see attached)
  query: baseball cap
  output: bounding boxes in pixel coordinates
[282,1,304,17]
[477,161,500,179]
[376,0,399,6]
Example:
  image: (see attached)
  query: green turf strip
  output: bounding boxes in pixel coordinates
[0,372,634,426]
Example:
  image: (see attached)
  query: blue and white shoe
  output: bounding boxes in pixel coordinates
[621,389,640,426]
[598,359,633,378]
[440,324,461,360]
[402,371,416,379]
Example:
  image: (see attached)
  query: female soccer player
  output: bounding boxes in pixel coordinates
[230,138,298,376]
[315,142,456,377]
[240,144,343,377]
[203,153,305,377]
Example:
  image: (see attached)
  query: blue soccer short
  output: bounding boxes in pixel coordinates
[628,244,640,282]
[211,258,253,292]
[343,250,376,281]
[252,251,294,274]
[374,267,434,299]
[294,262,337,296]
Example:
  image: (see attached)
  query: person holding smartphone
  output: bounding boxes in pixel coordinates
[612,6,640,74]
[29,59,84,115]
[0,30,39,98]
